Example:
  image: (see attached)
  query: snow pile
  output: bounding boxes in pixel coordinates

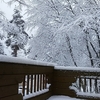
[47,95,84,100]
[77,92,100,99]
[23,89,49,100]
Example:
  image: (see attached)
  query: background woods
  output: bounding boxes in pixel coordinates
[0,0,100,67]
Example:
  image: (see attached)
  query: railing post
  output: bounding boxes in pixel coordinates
[0,74,24,100]
[52,70,76,97]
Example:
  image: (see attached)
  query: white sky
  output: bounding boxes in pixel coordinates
[0,0,40,38]
[0,0,16,20]
[0,0,37,36]
[0,0,26,20]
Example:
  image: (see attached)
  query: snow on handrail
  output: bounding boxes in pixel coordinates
[0,55,55,67]
[55,66,100,72]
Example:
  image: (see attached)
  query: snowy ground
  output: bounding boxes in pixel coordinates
[47,96,85,100]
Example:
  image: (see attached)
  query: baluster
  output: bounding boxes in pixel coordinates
[43,74,47,89]
[22,75,26,96]
[79,77,81,92]
[30,75,33,93]
[34,74,36,92]
[83,77,86,92]
[37,74,39,91]
[95,79,98,93]
[87,78,90,92]
[99,80,100,93]
[90,78,92,93]
[42,74,44,89]
[43,74,45,89]
[26,75,29,95]
[40,74,42,90]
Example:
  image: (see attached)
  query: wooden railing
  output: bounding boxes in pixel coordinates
[75,75,100,99]
[20,74,48,96]
[77,76,100,93]
[0,57,100,100]
[21,73,52,100]
[0,60,54,100]
[53,67,100,99]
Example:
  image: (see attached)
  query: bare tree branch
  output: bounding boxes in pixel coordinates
[66,34,77,67]
[16,0,29,7]
[84,30,94,66]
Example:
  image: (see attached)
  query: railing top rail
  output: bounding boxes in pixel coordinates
[55,66,100,73]
[0,55,55,67]
[0,55,54,75]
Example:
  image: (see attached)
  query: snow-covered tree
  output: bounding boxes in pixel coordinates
[0,6,29,57]
[0,10,6,55]
[6,0,100,67]
[0,42,4,54]
[24,0,79,66]
[25,0,100,67]
[5,8,29,57]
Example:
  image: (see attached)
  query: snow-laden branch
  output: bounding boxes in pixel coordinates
[0,20,20,34]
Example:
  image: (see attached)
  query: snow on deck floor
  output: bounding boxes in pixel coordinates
[47,96,85,100]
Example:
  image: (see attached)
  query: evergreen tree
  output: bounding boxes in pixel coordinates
[5,8,28,57]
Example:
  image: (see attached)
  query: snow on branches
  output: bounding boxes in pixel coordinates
[0,8,29,57]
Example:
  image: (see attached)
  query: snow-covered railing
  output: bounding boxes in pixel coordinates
[21,74,52,100]
[53,66,100,99]
[21,74,48,96]
[75,76,100,99]
[0,55,54,100]
[1,55,100,100]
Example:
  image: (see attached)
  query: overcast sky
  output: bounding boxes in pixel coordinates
[0,0,26,20]
[0,1,16,20]
[0,0,38,36]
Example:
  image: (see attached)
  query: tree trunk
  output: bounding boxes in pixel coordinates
[66,35,77,67]
[85,31,94,66]
[11,45,19,57]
